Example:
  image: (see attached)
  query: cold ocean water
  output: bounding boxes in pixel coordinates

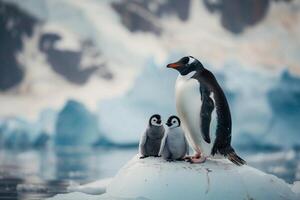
[0,147,299,200]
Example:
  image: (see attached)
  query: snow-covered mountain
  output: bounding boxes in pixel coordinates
[0,0,300,149]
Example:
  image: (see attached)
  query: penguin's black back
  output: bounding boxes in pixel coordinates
[193,69,246,166]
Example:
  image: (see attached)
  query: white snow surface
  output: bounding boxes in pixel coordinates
[67,178,113,195]
[49,155,298,200]
[292,181,300,198]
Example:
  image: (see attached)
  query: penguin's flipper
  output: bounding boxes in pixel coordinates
[139,131,148,156]
[200,86,214,144]
[161,139,172,160]
[158,133,168,156]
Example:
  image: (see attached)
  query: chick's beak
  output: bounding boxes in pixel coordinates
[165,122,172,127]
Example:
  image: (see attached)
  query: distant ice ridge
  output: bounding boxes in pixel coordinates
[0,109,57,149]
[0,100,99,149]
[225,67,300,149]
[0,0,300,149]
[267,71,300,147]
[0,118,35,149]
[1,63,300,150]
[0,99,137,149]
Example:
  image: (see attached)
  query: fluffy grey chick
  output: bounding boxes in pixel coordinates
[160,116,189,161]
[139,114,165,159]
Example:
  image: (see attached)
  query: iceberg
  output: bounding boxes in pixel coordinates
[48,155,299,200]
[266,70,300,147]
[4,129,31,150]
[35,108,58,137]
[54,100,100,146]
[0,118,39,149]
[208,65,300,149]
[93,136,138,149]
[0,109,56,149]
[33,132,50,148]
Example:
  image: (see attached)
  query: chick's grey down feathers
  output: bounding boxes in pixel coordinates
[139,125,164,157]
[160,127,189,161]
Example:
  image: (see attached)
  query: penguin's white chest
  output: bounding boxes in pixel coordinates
[175,74,215,156]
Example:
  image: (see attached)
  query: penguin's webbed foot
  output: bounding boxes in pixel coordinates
[187,156,206,164]
[184,152,201,161]
[184,152,206,164]
[192,152,201,159]
[154,155,161,157]
[139,155,149,159]
[176,158,185,161]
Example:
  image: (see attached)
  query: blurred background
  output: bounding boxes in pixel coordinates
[0,0,300,199]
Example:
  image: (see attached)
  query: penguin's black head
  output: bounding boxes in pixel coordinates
[167,56,204,76]
[166,115,180,128]
[149,114,162,127]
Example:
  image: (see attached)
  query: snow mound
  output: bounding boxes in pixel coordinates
[48,155,298,200]
[292,181,300,198]
[67,178,112,195]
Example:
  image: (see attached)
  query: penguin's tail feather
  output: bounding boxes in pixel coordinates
[212,145,246,166]
[227,151,246,166]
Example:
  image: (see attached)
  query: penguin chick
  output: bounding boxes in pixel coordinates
[160,116,189,162]
[139,114,165,159]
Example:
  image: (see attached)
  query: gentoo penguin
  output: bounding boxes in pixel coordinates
[166,56,246,165]
[159,116,189,161]
[139,114,165,159]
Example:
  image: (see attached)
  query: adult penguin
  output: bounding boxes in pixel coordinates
[167,56,245,165]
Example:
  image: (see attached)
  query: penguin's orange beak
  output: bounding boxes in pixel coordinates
[167,62,182,69]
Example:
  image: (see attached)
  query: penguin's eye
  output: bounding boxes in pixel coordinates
[172,120,176,124]
[153,119,157,122]
[181,57,189,64]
